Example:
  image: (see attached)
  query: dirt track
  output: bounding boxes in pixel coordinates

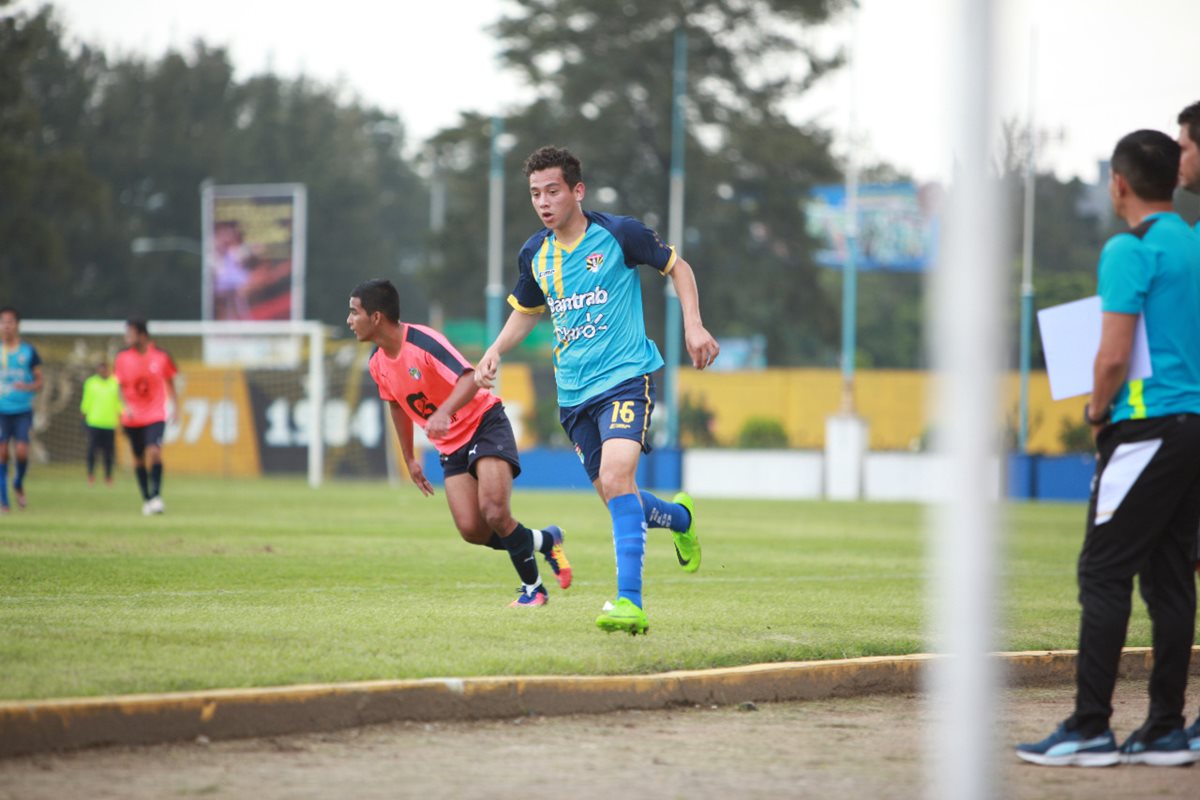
[1,679,1196,799]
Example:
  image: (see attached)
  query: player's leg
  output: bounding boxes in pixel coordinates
[0,426,10,512]
[1120,418,1200,765]
[473,456,547,605]
[11,414,30,508]
[145,422,166,512]
[124,427,152,512]
[86,426,98,484]
[100,429,115,483]
[442,472,499,546]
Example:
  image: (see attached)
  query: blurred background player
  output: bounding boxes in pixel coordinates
[113,319,177,515]
[1177,99,1200,755]
[348,278,570,607]
[476,146,720,634]
[1178,101,1200,199]
[80,358,121,485]
[0,307,43,512]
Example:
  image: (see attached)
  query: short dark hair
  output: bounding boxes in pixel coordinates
[523,146,583,187]
[126,318,149,336]
[0,307,18,321]
[351,279,401,324]
[1179,101,1200,148]
[1110,130,1180,202]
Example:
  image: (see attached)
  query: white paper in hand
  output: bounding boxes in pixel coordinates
[1037,295,1152,400]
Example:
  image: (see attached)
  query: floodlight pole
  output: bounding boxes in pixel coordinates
[486,117,506,354]
[1017,31,1037,453]
[664,26,687,449]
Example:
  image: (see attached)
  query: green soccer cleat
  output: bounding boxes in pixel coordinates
[671,492,701,573]
[595,597,649,635]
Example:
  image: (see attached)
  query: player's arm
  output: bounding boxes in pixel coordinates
[15,364,42,393]
[476,310,540,389]
[1086,311,1136,437]
[389,400,434,496]
[425,371,482,440]
[668,256,720,370]
[165,376,178,424]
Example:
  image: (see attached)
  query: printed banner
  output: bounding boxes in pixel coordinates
[805,182,940,272]
[201,183,307,322]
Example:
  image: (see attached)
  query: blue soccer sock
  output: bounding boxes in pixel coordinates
[639,491,690,532]
[609,493,647,608]
[13,458,27,490]
[0,463,8,507]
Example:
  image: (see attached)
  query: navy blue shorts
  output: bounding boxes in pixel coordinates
[0,412,33,443]
[559,375,655,483]
[439,403,521,480]
[124,421,166,458]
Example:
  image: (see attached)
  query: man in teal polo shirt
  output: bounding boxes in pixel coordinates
[1017,130,1200,767]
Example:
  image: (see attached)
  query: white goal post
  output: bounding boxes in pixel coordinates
[23,319,327,488]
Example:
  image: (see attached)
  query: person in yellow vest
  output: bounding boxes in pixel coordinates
[80,359,122,485]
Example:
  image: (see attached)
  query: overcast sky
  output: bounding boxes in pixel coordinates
[36,0,1200,184]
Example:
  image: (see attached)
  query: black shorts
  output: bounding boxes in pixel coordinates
[439,404,521,480]
[124,421,166,458]
[559,375,655,483]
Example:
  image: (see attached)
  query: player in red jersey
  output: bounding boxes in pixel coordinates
[113,319,177,516]
[348,279,570,607]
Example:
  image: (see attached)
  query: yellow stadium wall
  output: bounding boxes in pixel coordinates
[677,368,1084,454]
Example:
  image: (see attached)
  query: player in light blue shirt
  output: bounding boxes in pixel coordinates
[1017,130,1200,767]
[476,146,720,634]
[0,307,43,512]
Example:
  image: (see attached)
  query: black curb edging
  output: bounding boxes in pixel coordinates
[1,647,1192,758]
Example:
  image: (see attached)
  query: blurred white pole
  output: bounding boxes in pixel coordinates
[927,0,1004,799]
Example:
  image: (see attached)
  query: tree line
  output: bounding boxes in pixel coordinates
[1,0,1122,369]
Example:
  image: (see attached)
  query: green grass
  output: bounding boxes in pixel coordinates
[0,466,1149,700]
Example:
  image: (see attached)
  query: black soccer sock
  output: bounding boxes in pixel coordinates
[484,533,506,550]
[135,466,150,500]
[150,463,163,498]
[501,523,541,589]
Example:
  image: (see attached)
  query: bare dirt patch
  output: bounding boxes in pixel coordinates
[1,679,1195,799]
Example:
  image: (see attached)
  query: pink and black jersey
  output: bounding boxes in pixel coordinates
[114,344,177,427]
[368,323,500,455]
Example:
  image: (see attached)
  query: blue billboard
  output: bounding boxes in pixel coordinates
[805,182,939,272]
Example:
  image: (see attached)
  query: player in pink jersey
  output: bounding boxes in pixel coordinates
[113,319,177,516]
[348,279,570,607]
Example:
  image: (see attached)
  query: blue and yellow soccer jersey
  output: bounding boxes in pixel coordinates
[0,341,41,414]
[1098,211,1200,421]
[509,210,676,407]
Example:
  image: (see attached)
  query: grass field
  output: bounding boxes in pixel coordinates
[0,465,1151,701]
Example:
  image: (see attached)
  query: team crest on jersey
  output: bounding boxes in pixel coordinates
[409,367,422,380]
[584,252,604,272]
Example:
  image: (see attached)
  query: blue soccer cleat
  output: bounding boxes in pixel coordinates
[509,584,549,608]
[1118,727,1200,766]
[1015,724,1119,767]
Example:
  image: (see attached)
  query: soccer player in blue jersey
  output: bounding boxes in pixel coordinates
[0,307,43,513]
[1016,131,1200,767]
[476,146,720,635]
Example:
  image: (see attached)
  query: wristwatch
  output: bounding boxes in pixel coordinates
[1083,402,1111,426]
